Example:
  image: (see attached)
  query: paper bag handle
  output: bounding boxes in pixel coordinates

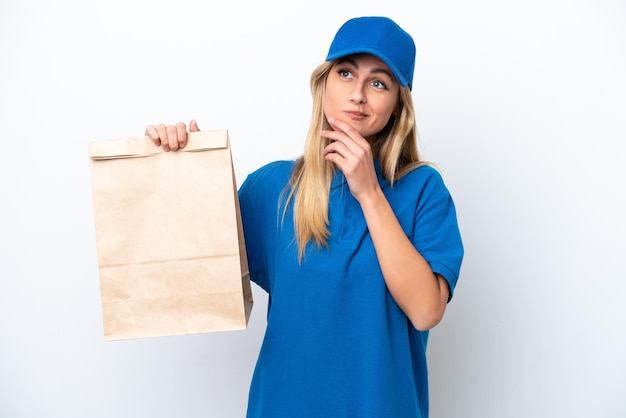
[89,130,229,160]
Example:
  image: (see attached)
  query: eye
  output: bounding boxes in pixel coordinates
[337,68,353,79]
[371,79,388,90]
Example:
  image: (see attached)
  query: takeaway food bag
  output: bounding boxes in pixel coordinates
[88,129,253,341]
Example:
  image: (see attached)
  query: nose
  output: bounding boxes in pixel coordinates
[349,83,367,104]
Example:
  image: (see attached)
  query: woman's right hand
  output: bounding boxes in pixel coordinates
[145,119,200,152]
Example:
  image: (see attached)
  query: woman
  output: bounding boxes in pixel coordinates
[147,16,463,418]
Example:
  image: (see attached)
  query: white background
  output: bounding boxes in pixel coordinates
[1,1,625,417]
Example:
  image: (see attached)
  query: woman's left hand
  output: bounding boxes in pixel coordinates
[322,117,380,203]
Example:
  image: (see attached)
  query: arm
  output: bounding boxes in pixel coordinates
[358,188,449,331]
[323,118,448,331]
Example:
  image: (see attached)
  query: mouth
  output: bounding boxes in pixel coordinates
[343,110,368,121]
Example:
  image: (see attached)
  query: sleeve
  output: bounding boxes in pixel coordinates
[238,170,271,294]
[412,168,464,301]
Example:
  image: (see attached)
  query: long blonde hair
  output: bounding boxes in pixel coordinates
[285,60,425,261]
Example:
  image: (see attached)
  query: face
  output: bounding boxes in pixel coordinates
[323,54,400,143]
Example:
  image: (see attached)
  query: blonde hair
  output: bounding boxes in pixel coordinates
[284,60,426,261]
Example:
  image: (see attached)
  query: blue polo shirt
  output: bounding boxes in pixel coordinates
[238,159,463,418]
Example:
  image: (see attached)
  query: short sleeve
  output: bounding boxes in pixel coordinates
[237,161,294,294]
[238,171,271,293]
[411,168,464,300]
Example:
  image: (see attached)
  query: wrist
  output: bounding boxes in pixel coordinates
[357,186,385,211]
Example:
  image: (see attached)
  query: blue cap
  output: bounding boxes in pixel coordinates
[326,16,416,89]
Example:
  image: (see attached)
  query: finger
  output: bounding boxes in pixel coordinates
[324,133,374,180]
[176,122,187,149]
[324,150,343,167]
[327,117,355,137]
[156,124,170,151]
[166,125,180,151]
[145,125,161,146]
[322,129,363,157]
[327,117,370,147]
[324,140,351,160]
[189,119,200,132]
[324,145,355,177]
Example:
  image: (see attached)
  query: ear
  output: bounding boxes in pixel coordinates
[393,103,402,117]
[394,94,403,114]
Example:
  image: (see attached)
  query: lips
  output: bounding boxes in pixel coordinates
[343,110,368,121]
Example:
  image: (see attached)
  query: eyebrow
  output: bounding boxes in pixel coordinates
[336,57,396,82]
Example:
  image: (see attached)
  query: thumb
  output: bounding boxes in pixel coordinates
[189,119,200,132]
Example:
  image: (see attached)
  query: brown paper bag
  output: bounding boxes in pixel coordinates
[88,129,253,341]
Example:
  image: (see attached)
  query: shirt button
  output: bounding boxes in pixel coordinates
[344,210,352,218]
